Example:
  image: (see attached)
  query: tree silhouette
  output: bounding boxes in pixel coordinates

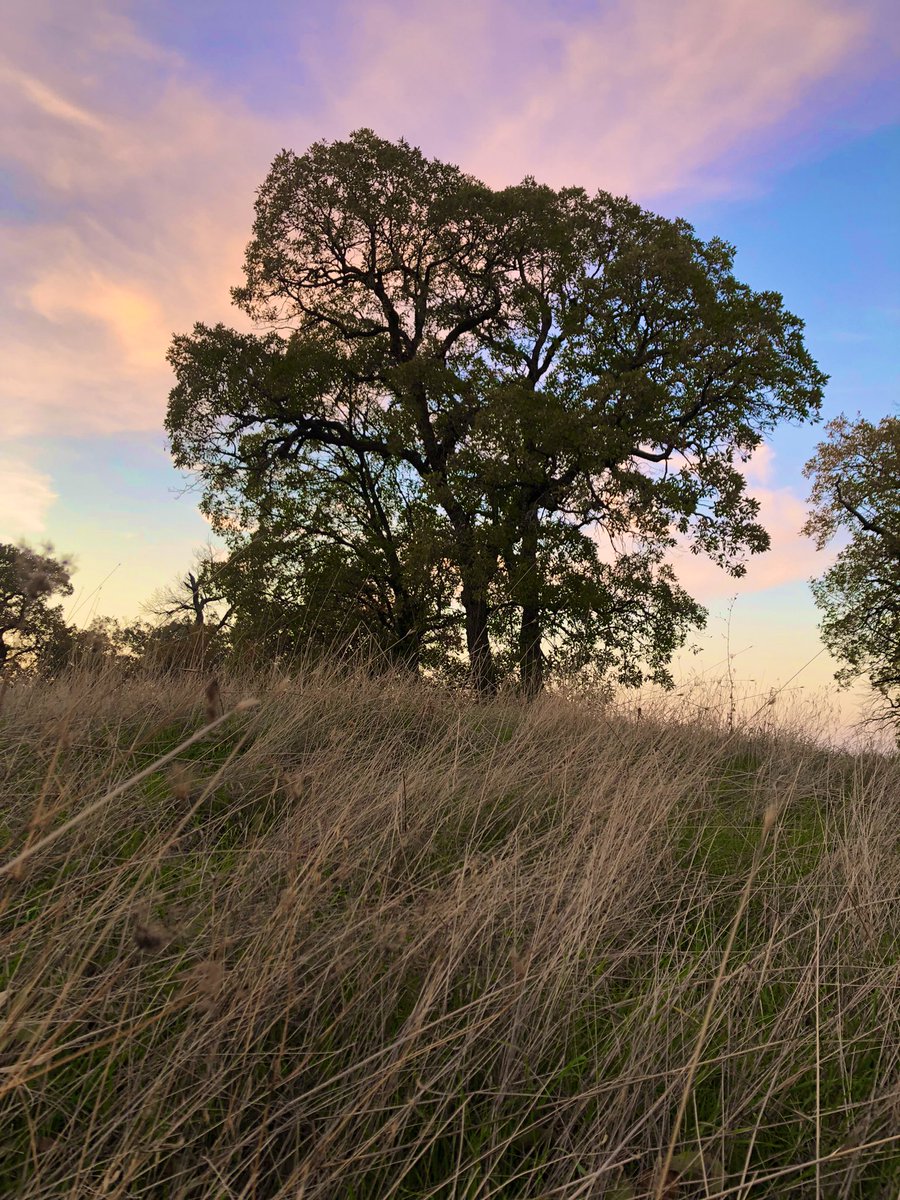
[168,130,825,693]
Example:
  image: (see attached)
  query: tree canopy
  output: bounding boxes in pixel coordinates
[0,542,74,680]
[167,129,826,693]
[804,412,900,725]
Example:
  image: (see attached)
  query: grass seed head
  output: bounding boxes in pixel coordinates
[132,906,171,952]
[204,678,224,723]
[169,762,194,803]
[188,959,225,1015]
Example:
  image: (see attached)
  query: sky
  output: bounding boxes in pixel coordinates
[1,0,898,732]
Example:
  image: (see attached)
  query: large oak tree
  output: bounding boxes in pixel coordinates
[167,130,825,693]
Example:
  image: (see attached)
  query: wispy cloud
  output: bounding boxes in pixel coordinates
[1,0,891,442]
[0,458,57,539]
[1,65,108,132]
[312,0,877,196]
[0,1,281,437]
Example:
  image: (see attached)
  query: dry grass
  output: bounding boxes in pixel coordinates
[0,661,898,1198]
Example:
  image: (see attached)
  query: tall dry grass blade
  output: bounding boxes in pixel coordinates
[653,801,779,1200]
[0,700,254,882]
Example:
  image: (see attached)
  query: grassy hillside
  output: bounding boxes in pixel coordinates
[0,665,898,1198]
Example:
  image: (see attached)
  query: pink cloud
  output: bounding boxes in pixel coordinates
[308,0,879,196]
[2,0,889,731]
[584,447,829,597]
[667,446,835,599]
[0,0,894,444]
[0,2,286,436]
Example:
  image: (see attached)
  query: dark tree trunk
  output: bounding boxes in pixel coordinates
[461,581,496,696]
[517,506,544,697]
[187,573,205,626]
[391,596,422,674]
[518,601,544,697]
[451,514,499,696]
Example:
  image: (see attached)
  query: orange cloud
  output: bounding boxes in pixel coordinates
[1,65,107,133]
[3,0,889,730]
[29,271,171,371]
[0,2,282,436]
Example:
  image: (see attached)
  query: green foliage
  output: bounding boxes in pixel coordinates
[210,445,461,671]
[167,129,826,693]
[804,413,900,728]
[0,542,74,679]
